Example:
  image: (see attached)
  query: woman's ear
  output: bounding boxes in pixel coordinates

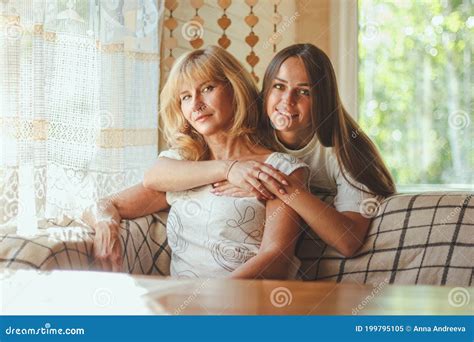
[178,114,191,133]
[179,122,190,133]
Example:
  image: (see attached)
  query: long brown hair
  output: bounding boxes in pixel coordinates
[261,44,396,197]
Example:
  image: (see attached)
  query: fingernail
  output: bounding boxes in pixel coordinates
[279,188,286,195]
[282,180,289,185]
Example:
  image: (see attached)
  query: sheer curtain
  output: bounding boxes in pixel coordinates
[0,0,162,232]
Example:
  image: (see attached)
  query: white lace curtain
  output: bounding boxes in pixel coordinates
[0,0,162,231]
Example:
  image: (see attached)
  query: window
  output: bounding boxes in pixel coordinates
[0,0,161,229]
[358,0,472,190]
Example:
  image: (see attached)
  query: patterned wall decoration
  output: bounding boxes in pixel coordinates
[270,0,282,53]
[161,0,298,85]
[187,0,204,48]
[163,0,178,71]
[244,0,259,82]
[217,0,231,49]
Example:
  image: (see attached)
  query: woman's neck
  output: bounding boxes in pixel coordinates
[276,128,314,150]
[205,133,260,160]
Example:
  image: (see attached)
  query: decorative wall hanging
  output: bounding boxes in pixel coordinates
[161,0,295,83]
[244,0,259,83]
[182,0,204,49]
[270,0,282,53]
[217,0,232,49]
[163,0,178,71]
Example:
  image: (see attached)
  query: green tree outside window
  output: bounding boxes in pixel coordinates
[359,0,472,188]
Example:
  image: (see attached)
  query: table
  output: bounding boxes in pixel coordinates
[1,270,472,315]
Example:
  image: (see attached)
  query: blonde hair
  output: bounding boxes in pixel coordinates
[160,46,263,161]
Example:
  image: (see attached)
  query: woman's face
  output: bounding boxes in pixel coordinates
[179,79,234,137]
[265,57,312,133]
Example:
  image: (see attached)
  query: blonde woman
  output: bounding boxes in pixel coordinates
[87,46,308,279]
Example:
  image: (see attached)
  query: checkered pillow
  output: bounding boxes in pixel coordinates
[297,192,474,286]
[119,212,170,275]
[0,213,171,276]
[0,220,96,271]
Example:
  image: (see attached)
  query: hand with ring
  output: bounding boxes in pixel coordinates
[211,160,289,200]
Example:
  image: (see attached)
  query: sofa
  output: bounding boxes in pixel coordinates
[1,192,472,286]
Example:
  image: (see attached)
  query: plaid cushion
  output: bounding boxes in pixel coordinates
[0,213,171,276]
[0,220,96,271]
[297,192,474,286]
[119,212,170,276]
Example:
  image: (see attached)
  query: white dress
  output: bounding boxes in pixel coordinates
[158,150,309,279]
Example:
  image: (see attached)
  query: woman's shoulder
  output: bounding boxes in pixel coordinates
[158,148,184,160]
[303,143,340,175]
[265,152,309,176]
[266,152,301,164]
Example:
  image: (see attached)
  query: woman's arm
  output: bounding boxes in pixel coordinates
[144,158,288,199]
[261,181,371,258]
[230,168,307,279]
[101,183,169,219]
[83,183,169,224]
[143,158,230,192]
[82,183,169,270]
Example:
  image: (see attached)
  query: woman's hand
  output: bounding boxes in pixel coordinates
[211,160,289,199]
[259,172,306,204]
[82,200,123,272]
[210,181,265,200]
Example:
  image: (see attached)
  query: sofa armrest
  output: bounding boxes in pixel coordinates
[119,212,170,276]
[0,222,96,271]
[0,211,171,277]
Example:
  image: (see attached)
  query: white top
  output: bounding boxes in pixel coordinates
[158,149,309,279]
[275,133,373,212]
